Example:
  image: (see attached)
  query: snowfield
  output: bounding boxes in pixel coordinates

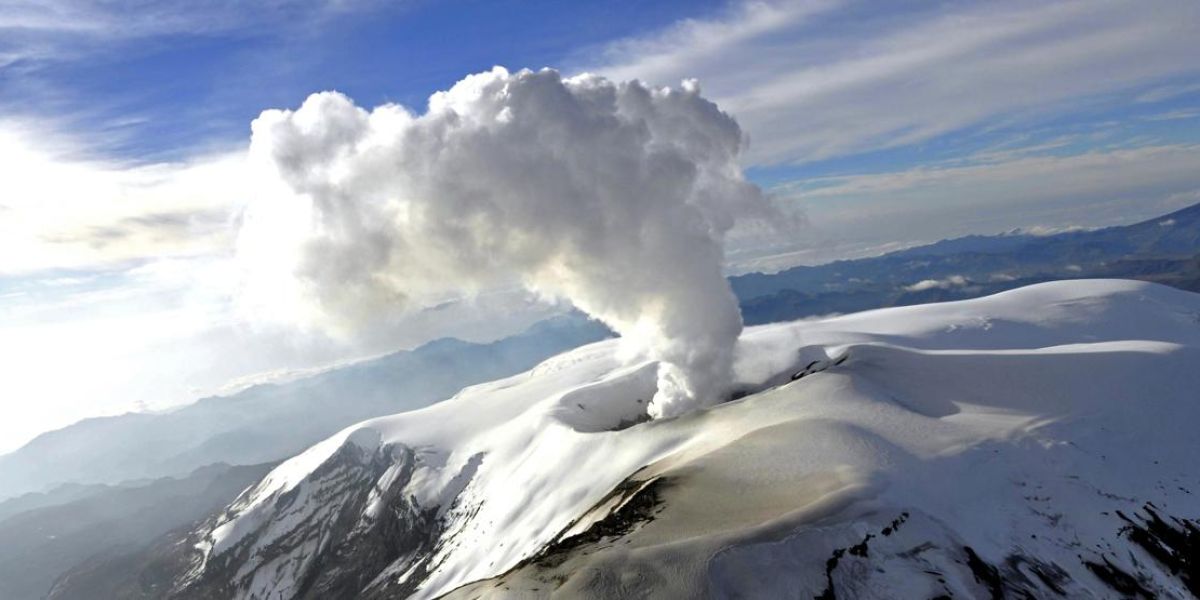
[180,280,1200,599]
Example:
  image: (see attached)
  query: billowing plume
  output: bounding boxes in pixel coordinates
[238,67,769,418]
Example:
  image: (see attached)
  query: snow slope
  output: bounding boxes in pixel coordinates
[177,280,1200,599]
[0,316,608,501]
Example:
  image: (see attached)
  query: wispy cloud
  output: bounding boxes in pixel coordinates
[735,142,1200,268]
[0,121,247,274]
[1135,82,1200,104]
[0,0,384,38]
[585,0,1200,166]
[783,144,1200,201]
[591,1,838,89]
[1142,108,1200,121]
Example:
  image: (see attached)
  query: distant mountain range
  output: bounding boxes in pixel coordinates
[731,201,1200,324]
[0,316,612,503]
[0,462,274,600]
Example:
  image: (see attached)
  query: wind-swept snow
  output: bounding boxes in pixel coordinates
[186,280,1200,599]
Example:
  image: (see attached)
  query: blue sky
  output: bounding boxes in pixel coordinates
[1,0,1198,451]
[1,0,727,159]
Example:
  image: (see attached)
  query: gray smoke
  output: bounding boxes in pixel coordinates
[238,67,769,418]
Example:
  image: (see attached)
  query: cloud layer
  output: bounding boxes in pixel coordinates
[0,123,244,274]
[239,67,769,417]
[588,0,1200,165]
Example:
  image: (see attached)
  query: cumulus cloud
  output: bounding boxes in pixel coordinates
[238,67,771,418]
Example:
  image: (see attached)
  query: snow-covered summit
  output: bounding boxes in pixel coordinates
[175,280,1200,599]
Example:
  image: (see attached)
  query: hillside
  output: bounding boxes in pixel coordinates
[0,316,610,501]
[0,463,274,600]
[76,280,1200,599]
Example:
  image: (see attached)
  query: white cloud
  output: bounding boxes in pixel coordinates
[1143,108,1200,121]
[0,0,381,37]
[786,143,1200,203]
[0,121,247,274]
[0,250,565,454]
[0,115,591,452]
[592,1,837,90]
[1136,82,1200,104]
[240,68,773,417]
[904,275,968,292]
[736,142,1200,270]
[0,0,392,72]
[1016,224,1092,237]
[584,0,1200,165]
[1163,188,1200,210]
[779,143,1200,221]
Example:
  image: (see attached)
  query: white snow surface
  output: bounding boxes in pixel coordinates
[197,280,1200,598]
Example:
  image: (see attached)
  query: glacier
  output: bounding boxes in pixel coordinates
[166,280,1200,599]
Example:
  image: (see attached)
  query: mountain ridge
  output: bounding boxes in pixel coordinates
[7,201,1200,503]
[80,279,1200,599]
[0,316,612,501]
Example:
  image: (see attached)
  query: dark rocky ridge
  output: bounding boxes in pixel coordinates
[168,442,441,600]
[0,463,274,600]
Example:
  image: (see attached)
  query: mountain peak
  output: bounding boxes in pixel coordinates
[134,280,1200,599]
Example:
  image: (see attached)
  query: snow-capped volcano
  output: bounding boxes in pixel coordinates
[164,280,1200,599]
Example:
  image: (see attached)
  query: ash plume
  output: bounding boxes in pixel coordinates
[238,67,770,418]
